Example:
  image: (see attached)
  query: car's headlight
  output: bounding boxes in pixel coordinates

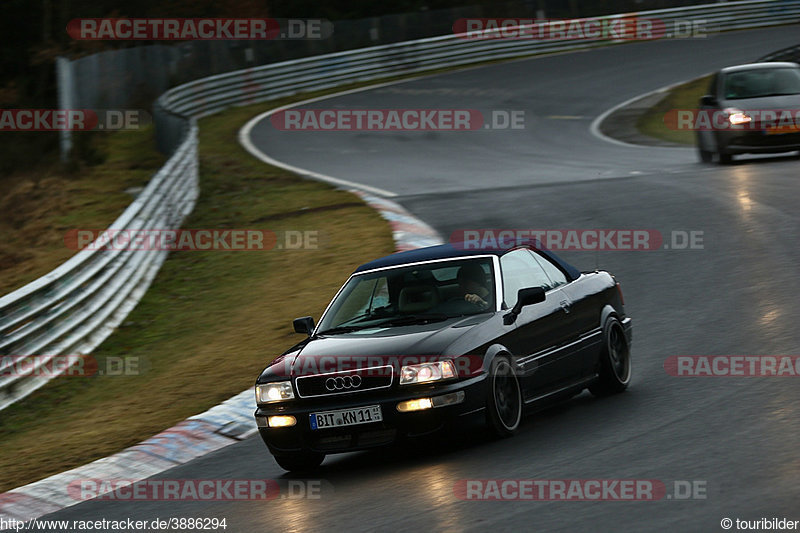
[255,381,295,403]
[725,108,751,125]
[400,360,457,385]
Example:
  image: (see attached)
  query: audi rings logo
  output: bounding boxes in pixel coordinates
[325,375,362,391]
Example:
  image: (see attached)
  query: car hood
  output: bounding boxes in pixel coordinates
[259,314,493,381]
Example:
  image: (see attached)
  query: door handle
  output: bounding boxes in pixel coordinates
[559,300,571,313]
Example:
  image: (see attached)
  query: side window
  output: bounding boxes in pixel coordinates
[499,249,552,306]
[530,250,568,289]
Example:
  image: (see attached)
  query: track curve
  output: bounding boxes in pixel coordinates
[44,25,800,532]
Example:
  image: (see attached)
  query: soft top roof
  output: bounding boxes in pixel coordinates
[354,242,581,281]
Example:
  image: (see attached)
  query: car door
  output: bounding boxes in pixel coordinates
[532,250,600,380]
[498,249,575,398]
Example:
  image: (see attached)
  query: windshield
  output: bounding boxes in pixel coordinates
[317,257,496,333]
[722,67,800,99]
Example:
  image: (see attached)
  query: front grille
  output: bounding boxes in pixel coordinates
[295,365,393,398]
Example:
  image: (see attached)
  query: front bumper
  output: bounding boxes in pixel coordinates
[717,130,800,154]
[255,374,487,455]
[622,316,632,346]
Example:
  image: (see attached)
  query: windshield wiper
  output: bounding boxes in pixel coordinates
[315,325,370,335]
[318,313,450,334]
[371,313,450,328]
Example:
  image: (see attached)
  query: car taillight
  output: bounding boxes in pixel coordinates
[616,282,625,305]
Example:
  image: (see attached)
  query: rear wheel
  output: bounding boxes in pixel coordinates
[589,316,631,396]
[273,451,325,472]
[485,356,522,436]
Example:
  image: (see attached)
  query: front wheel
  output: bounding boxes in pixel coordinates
[273,451,325,472]
[589,316,631,396]
[696,133,713,163]
[485,356,523,437]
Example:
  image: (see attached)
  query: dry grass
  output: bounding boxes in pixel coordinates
[0,130,165,295]
[636,75,714,145]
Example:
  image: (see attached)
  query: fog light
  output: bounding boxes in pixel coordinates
[431,391,465,407]
[267,415,297,428]
[397,398,433,412]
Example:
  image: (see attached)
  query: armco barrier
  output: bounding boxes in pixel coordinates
[1,0,799,411]
[154,0,800,128]
[0,127,198,411]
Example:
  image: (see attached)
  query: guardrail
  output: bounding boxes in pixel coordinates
[0,125,198,411]
[155,0,800,130]
[1,0,798,411]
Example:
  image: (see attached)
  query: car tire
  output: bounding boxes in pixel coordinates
[710,133,733,164]
[273,451,325,472]
[485,356,523,437]
[589,316,631,397]
[698,146,713,163]
[696,133,713,163]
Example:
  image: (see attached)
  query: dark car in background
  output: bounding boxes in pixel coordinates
[697,62,800,163]
[254,243,632,471]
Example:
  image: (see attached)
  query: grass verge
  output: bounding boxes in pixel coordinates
[0,130,165,296]
[636,75,713,145]
[0,100,395,492]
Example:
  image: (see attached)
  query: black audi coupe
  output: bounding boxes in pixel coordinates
[254,243,632,471]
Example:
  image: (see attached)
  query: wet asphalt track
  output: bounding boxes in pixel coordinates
[43,25,800,532]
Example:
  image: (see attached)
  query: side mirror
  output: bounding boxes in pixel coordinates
[504,287,546,324]
[293,316,315,336]
[699,94,717,107]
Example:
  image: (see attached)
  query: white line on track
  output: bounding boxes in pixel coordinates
[237,81,441,198]
[239,47,612,198]
[589,73,715,148]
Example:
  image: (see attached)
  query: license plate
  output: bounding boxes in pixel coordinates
[765,125,800,135]
[310,405,382,430]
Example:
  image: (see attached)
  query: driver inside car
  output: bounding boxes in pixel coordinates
[457,263,492,309]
